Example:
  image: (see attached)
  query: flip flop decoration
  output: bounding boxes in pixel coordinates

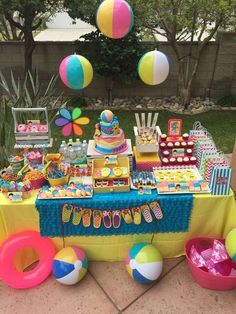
[55,107,90,137]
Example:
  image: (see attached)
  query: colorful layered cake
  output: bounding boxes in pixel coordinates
[94,110,127,154]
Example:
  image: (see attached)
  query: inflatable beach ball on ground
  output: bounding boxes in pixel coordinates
[125,243,163,284]
[226,228,236,262]
[96,0,134,39]
[53,246,88,285]
[59,54,93,90]
[138,50,169,85]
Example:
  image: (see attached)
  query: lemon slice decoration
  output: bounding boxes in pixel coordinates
[113,167,123,177]
[101,167,111,178]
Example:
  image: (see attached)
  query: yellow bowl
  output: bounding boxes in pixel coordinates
[48,175,69,187]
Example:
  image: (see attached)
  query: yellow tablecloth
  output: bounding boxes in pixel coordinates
[0,191,236,269]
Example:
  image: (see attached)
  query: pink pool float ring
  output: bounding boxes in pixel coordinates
[0,230,55,289]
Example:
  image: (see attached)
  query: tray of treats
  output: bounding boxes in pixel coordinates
[37,183,93,199]
[130,171,156,190]
[134,112,161,153]
[153,166,211,194]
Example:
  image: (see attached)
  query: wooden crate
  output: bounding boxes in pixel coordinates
[134,112,162,153]
[92,156,130,193]
[12,107,52,147]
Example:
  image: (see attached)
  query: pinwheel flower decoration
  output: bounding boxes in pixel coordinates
[55,108,90,137]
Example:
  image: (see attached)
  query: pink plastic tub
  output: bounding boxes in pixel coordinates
[185,237,236,290]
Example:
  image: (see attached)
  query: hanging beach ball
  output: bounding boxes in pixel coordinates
[125,243,163,284]
[225,228,236,262]
[138,50,169,85]
[100,110,114,123]
[59,54,93,90]
[96,0,134,39]
[53,246,88,285]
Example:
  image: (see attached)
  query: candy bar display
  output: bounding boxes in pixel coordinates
[134,112,160,153]
[159,119,196,166]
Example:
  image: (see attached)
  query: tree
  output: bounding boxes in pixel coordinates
[145,0,236,108]
[77,29,144,105]
[0,11,23,41]
[0,0,61,72]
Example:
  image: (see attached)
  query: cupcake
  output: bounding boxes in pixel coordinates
[181,142,187,147]
[183,157,189,163]
[162,157,169,166]
[187,141,194,148]
[163,150,170,157]
[182,133,189,140]
[169,157,176,165]
[167,142,174,148]
[190,156,197,164]
[160,142,166,150]
[177,157,183,165]
[174,141,180,148]
[186,149,193,156]
[160,134,167,141]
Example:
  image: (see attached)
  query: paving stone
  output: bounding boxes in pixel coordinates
[89,257,185,311]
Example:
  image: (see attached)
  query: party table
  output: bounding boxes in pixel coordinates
[0,190,236,270]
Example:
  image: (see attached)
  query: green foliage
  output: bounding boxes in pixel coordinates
[0,69,61,109]
[217,95,236,107]
[77,29,143,82]
[66,96,87,108]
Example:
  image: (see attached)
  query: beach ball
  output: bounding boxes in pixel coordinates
[53,246,88,285]
[100,110,114,123]
[226,229,236,262]
[138,50,169,85]
[59,54,93,90]
[125,243,163,284]
[96,0,134,39]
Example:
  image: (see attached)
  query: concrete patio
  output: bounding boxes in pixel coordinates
[1,257,236,314]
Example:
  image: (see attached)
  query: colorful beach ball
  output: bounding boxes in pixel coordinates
[138,50,169,85]
[125,243,163,284]
[96,0,134,39]
[100,110,114,123]
[53,246,88,285]
[59,54,93,90]
[226,228,236,262]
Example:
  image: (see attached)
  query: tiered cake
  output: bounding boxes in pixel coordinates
[94,110,127,154]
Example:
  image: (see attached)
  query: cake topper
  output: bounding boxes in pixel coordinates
[55,108,90,137]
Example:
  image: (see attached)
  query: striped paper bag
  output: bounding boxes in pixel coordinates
[205,157,228,183]
[209,166,232,195]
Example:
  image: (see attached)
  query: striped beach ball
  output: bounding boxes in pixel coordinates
[226,228,236,262]
[53,246,88,285]
[96,0,134,39]
[59,54,93,90]
[100,110,114,123]
[138,50,169,85]
[125,243,163,284]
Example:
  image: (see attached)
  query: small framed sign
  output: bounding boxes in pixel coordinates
[168,119,182,137]
[8,192,22,202]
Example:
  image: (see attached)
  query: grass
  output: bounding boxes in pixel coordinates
[52,109,236,154]
[0,109,235,167]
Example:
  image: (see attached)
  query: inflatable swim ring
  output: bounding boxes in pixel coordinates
[0,230,55,289]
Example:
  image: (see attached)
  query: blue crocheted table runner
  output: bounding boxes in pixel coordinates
[35,190,194,237]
